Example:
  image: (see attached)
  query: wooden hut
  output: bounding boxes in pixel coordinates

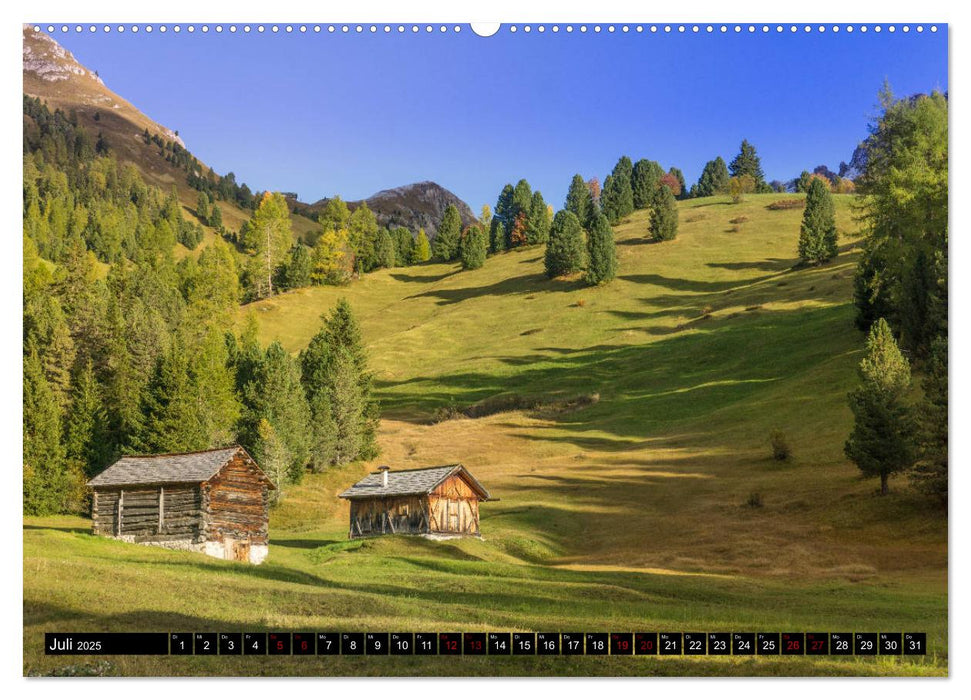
[339,465,492,539]
[87,446,274,564]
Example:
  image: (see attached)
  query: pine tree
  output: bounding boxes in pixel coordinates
[320,300,379,459]
[460,224,488,270]
[565,174,593,224]
[285,244,313,289]
[729,139,767,190]
[489,220,506,254]
[798,177,839,264]
[209,200,223,229]
[24,345,77,515]
[63,359,108,478]
[526,191,551,244]
[327,348,364,466]
[584,212,618,286]
[631,159,664,209]
[910,334,947,502]
[241,342,312,484]
[375,227,396,269]
[602,156,635,223]
[695,156,730,197]
[511,179,533,227]
[493,183,515,235]
[844,318,917,495]
[669,167,688,199]
[649,185,679,241]
[391,226,413,265]
[544,210,586,278]
[432,204,462,261]
[196,191,211,224]
[410,228,431,263]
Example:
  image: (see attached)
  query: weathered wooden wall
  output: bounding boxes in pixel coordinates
[347,473,482,539]
[349,495,426,538]
[428,474,480,535]
[91,485,202,542]
[202,452,270,547]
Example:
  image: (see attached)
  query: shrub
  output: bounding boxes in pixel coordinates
[767,199,804,211]
[746,492,764,508]
[770,430,791,461]
[729,216,749,225]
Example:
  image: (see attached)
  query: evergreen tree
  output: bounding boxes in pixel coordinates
[24,345,78,515]
[565,174,593,224]
[284,244,313,289]
[526,191,551,244]
[391,227,413,266]
[669,167,688,199]
[196,191,211,224]
[910,334,947,503]
[511,179,533,229]
[460,224,488,270]
[844,318,917,495]
[729,139,768,190]
[137,337,211,453]
[493,183,515,235]
[795,170,813,193]
[798,177,839,264]
[489,219,506,254]
[320,299,379,459]
[209,200,223,229]
[631,159,664,209]
[411,228,431,263]
[375,227,396,269]
[602,156,635,223]
[348,203,379,272]
[327,348,364,466]
[241,342,312,485]
[649,185,679,241]
[63,359,108,478]
[544,210,586,278]
[432,204,462,261]
[254,418,290,501]
[695,156,730,197]
[584,212,618,286]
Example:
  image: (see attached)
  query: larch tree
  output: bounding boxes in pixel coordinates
[844,318,917,495]
[411,228,431,263]
[244,192,293,297]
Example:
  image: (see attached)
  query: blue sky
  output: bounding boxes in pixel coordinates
[52,25,948,210]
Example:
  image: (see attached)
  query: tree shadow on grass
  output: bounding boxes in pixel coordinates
[405,273,583,306]
[389,270,456,284]
[619,272,776,293]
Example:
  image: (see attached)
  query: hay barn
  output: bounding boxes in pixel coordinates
[339,465,492,539]
[87,446,274,564]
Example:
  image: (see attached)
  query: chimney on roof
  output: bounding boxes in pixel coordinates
[379,466,390,488]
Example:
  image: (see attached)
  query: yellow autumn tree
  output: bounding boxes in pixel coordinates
[311,227,351,285]
[241,192,292,297]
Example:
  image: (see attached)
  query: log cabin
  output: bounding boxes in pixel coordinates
[339,464,492,539]
[87,446,274,564]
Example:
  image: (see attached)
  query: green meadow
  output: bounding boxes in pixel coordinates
[23,194,947,676]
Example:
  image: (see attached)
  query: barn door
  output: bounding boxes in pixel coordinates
[448,500,459,532]
[234,540,250,562]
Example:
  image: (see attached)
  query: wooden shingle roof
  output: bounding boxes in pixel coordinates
[88,446,273,488]
[339,464,491,501]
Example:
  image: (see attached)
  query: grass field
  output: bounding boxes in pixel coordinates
[23,194,948,676]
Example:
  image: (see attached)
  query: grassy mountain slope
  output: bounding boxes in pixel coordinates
[22,26,319,250]
[23,194,947,676]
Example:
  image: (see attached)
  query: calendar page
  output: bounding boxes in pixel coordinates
[21,12,948,680]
